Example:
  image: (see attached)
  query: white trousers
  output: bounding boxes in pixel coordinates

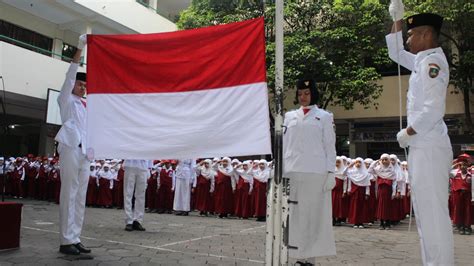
[408,146,454,266]
[124,167,148,225]
[58,144,90,245]
[173,178,191,212]
[288,172,336,260]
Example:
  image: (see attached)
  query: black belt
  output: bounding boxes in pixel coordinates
[78,143,82,148]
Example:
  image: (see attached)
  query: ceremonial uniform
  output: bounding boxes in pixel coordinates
[195,159,215,215]
[387,13,454,265]
[55,61,91,247]
[283,103,337,260]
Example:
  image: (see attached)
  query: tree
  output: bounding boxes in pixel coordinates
[177,0,391,110]
[403,0,473,134]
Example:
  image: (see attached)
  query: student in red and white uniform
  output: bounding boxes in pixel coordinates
[401,161,411,218]
[37,157,51,200]
[146,163,159,213]
[450,154,472,235]
[213,157,235,218]
[234,160,254,219]
[364,158,377,225]
[96,164,114,208]
[156,160,174,214]
[368,154,397,230]
[345,158,371,228]
[11,158,25,199]
[332,156,347,226]
[253,159,270,222]
[195,159,216,216]
[390,154,405,225]
[86,163,98,207]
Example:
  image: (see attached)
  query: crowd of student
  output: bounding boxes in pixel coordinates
[0,153,471,232]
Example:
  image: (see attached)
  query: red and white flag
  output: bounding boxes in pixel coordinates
[86,18,271,159]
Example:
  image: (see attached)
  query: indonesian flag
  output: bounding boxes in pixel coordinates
[86,18,271,160]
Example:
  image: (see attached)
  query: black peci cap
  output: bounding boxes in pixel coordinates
[76,72,86,82]
[406,13,443,34]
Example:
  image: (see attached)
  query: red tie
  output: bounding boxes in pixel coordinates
[303,108,310,115]
[80,99,87,108]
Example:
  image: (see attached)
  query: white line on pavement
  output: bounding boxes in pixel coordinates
[22,226,264,264]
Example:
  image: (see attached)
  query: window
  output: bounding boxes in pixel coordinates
[0,20,53,57]
[61,43,77,63]
[136,0,150,8]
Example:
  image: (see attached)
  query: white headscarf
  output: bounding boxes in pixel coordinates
[335,156,346,180]
[217,157,233,176]
[371,154,396,180]
[199,159,215,180]
[253,160,270,183]
[346,157,371,186]
[390,154,404,182]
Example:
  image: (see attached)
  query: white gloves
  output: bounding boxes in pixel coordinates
[396,128,410,148]
[77,34,87,50]
[323,172,336,192]
[389,0,404,21]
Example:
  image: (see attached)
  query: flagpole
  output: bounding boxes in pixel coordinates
[265,0,285,265]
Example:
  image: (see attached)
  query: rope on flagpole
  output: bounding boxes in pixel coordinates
[393,19,413,233]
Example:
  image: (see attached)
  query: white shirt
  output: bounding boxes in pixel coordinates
[123,160,153,171]
[283,105,336,175]
[386,32,451,148]
[55,63,87,153]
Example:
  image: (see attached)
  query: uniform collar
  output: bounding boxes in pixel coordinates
[415,47,442,65]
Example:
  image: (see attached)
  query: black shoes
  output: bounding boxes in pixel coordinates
[132,221,146,231]
[59,244,80,255]
[74,243,91,253]
[125,224,134,231]
[59,243,92,255]
[296,261,314,266]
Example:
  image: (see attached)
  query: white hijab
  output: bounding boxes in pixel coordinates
[254,160,270,183]
[335,156,346,180]
[199,159,215,180]
[347,157,371,186]
[217,157,233,176]
[372,154,396,180]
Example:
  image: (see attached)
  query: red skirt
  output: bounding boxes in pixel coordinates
[37,176,48,200]
[214,173,234,215]
[96,179,113,207]
[391,197,404,221]
[27,175,37,198]
[452,190,472,226]
[348,184,367,225]
[156,175,174,211]
[253,180,267,217]
[332,178,345,219]
[195,176,212,212]
[376,183,392,220]
[146,177,157,209]
[234,178,251,218]
[86,177,97,206]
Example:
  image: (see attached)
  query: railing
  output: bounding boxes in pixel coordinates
[135,0,176,22]
[0,35,85,65]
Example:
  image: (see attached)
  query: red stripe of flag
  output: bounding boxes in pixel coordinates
[87,17,266,94]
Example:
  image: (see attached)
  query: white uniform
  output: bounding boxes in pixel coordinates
[283,105,337,260]
[172,159,196,212]
[387,31,453,266]
[123,160,152,225]
[55,63,90,246]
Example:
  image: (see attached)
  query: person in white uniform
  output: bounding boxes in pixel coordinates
[283,78,337,266]
[387,1,454,265]
[172,159,197,216]
[55,34,92,256]
[123,160,152,231]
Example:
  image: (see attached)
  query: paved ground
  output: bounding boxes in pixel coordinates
[0,198,473,265]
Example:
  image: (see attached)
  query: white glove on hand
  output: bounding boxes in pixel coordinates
[77,34,87,50]
[389,0,404,21]
[323,172,336,192]
[396,128,410,148]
